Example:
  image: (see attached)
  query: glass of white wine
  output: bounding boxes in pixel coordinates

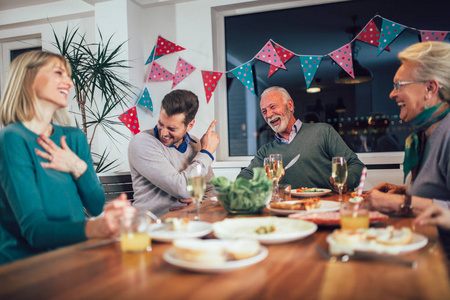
[186,163,206,220]
[331,156,348,202]
[263,157,272,180]
[269,154,283,202]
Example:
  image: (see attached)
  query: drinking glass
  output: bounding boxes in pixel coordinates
[332,156,348,202]
[120,211,152,253]
[340,201,369,230]
[186,163,207,220]
[269,154,283,202]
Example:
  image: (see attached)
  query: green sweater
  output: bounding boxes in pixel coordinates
[0,122,105,265]
[238,123,364,190]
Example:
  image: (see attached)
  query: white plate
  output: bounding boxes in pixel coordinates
[213,217,317,244]
[149,221,212,243]
[291,188,332,197]
[267,200,340,215]
[326,231,428,255]
[163,244,268,273]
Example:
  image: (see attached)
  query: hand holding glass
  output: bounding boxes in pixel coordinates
[332,156,348,202]
[186,163,206,220]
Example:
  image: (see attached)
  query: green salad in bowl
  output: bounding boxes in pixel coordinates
[211,168,273,214]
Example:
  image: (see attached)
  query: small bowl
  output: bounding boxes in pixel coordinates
[215,189,272,215]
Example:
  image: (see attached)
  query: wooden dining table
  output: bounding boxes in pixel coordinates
[0,192,449,300]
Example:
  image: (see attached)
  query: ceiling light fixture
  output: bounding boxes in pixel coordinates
[306,87,321,93]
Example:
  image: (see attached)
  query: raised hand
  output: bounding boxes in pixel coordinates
[36,134,87,178]
[200,119,220,154]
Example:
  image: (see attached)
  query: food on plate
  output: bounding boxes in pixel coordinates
[255,225,276,234]
[225,239,261,260]
[172,238,261,263]
[289,211,389,225]
[165,218,190,231]
[211,168,272,213]
[173,239,226,263]
[269,198,321,210]
[329,226,414,255]
[295,187,326,193]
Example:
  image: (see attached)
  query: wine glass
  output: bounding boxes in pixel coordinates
[186,163,206,220]
[331,156,348,202]
[269,154,283,202]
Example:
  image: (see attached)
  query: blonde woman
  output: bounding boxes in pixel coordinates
[0,50,132,265]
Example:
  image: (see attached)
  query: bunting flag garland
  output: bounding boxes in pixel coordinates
[148,62,174,82]
[255,41,286,70]
[138,88,153,112]
[118,106,140,134]
[328,43,354,79]
[356,20,390,50]
[201,70,223,103]
[120,15,450,133]
[377,19,406,56]
[230,62,256,95]
[420,30,449,42]
[145,46,164,65]
[155,35,185,57]
[299,56,323,89]
[268,42,295,77]
[172,57,196,89]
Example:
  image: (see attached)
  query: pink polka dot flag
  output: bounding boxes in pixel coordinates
[155,36,185,57]
[420,30,449,42]
[268,42,295,78]
[377,18,406,56]
[148,62,174,82]
[328,43,354,79]
[172,57,196,89]
[230,62,255,95]
[201,71,223,103]
[299,55,322,89]
[145,46,164,65]
[118,106,140,135]
[138,88,153,112]
[356,20,390,51]
[255,41,286,70]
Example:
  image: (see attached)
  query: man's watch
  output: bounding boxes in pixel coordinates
[400,195,413,216]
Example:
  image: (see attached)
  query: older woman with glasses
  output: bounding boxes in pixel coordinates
[0,50,134,265]
[366,41,450,254]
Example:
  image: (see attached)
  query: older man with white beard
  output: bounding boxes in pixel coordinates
[238,86,364,192]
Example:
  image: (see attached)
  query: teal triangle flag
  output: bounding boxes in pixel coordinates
[377,19,406,56]
[230,62,255,95]
[138,88,153,112]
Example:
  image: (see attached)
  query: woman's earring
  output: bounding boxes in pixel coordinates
[425,102,430,110]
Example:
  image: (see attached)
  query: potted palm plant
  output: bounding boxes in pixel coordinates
[52,26,136,172]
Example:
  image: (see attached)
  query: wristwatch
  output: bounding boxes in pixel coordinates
[400,195,413,216]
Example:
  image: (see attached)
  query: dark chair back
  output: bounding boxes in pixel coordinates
[99,173,134,203]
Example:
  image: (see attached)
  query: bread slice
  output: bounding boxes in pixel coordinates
[173,239,226,264]
[376,227,412,246]
[166,218,190,231]
[225,239,260,260]
[332,229,367,245]
[270,198,321,210]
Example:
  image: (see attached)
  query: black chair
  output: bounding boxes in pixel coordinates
[99,173,135,203]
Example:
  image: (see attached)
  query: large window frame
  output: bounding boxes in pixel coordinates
[211,0,406,166]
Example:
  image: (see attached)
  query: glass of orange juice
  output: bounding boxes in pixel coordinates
[120,212,152,253]
[340,201,370,230]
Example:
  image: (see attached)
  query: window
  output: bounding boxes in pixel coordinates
[212,0,449,162]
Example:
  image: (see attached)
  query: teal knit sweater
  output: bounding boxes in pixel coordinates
[238,123,364,190]
[0,122,105,265]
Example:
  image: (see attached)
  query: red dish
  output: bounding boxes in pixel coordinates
[288,211,388,225]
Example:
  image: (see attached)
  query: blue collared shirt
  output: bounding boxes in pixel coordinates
[154,125,214,160]
[274,119,303,144]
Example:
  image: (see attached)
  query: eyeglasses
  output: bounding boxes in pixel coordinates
[393,81,426,91]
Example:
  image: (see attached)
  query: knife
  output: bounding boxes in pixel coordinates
[285,154,300,170]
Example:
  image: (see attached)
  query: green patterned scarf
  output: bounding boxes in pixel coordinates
[403,102,450,182]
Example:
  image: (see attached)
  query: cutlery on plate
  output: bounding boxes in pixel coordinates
[315,246,417,268]
[284,154,300,170]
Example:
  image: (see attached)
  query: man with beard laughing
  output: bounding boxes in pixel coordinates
[128,90,220,216]
[238,86,364,193]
